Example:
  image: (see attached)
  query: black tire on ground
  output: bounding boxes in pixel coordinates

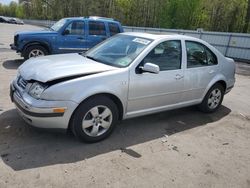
[71,96,119,143]
[23,45,48,60]
[198,83,225,113]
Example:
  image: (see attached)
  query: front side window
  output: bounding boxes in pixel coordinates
[85,35,152,67]
[65,21,85,35]
[51,19,67,31]
[108,23,120,36]
[143,40,182,71]
[186,41,217,68]
[89,21,106,36]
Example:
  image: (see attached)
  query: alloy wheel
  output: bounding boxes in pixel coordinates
[207,88,222,109]
[28,49,45,58]
[82,105,113,137]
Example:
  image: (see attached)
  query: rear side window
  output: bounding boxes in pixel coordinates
[186,41,217,68]
[89,21,106,36]
[108,23,120,36]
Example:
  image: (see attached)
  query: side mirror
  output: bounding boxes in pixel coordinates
[62,29,70,35]
[140,63,160,74]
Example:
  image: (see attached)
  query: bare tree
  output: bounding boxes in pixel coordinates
[243,0,250,32]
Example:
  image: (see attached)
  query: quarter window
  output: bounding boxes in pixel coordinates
[108,23,120,36]
[65,21,85,35]
[89,21,106,36]
[186,41,217,68]
[143,40,182,71]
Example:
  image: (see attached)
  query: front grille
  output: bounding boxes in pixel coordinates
[14,35,18,46]
[17,76,28,90]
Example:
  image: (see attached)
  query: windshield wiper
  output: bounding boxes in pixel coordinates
[85,55,99,62]
[84,55,121,68]
[85,55,111,65]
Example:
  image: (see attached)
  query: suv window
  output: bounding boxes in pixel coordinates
[143,40,182,71]
[89,21,106,36]
[108,23,120,36]
[186,41,217,68]
[65,21,85,35]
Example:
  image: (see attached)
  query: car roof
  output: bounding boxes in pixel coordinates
[121,32,203,42]
[64,16,121,24]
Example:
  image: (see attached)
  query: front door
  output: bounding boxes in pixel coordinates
[57,20,87,53]
[127,40,185,116]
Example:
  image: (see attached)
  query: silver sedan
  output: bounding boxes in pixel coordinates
[10,32,235,142]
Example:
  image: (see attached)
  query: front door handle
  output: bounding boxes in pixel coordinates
[77,37,85,41]
[175,74,184,80]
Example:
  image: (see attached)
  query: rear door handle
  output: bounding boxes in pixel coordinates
[175,74,184,80]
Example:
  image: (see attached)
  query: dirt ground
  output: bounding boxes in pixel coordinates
[0,23,250,188]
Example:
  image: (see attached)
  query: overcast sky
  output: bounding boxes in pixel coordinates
[0,0,18,5]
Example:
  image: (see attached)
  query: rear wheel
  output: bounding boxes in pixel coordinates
[71,96,119,142]
[24,45,48,60]
[199,83,225,113]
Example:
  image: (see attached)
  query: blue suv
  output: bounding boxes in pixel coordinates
[10,16,123,59]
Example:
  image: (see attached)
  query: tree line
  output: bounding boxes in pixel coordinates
[0,0,249,33]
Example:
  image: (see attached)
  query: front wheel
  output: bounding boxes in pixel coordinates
[199,83,225,113]
[71,96,119,142]
[24,45,48,60]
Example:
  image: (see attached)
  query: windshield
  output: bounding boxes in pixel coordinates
[85,35,152,67]
[51,19,67,31]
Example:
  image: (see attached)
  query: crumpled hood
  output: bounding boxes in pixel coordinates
[19,53,118,83]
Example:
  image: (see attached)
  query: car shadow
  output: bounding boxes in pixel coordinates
[2,59,24,69]
[0,105,231,171]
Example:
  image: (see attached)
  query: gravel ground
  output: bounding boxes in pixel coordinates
[0,23,250,188]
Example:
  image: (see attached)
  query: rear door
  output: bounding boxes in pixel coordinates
[86,21,108,49]
[57,20,87,53]
[183,41,219,101]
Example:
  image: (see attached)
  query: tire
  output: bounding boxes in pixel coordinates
[71,96,119,143]
[198,83,225,113]
[24,45,48,60]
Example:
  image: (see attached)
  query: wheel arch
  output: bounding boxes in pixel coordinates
[68,93,124,130]
[216,80,227,92]
[202,77,227,101]
[22,41,51,55]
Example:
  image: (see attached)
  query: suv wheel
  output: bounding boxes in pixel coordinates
[24,45,48,60]
[71,96,119,142]
[199,83,225,113]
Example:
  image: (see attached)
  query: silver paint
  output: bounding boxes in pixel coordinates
[12,32,236,130]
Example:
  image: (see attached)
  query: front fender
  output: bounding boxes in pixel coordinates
[21,40,52,54]
[40,70,129,117]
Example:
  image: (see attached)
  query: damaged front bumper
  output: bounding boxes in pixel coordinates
[10,81,78,130]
